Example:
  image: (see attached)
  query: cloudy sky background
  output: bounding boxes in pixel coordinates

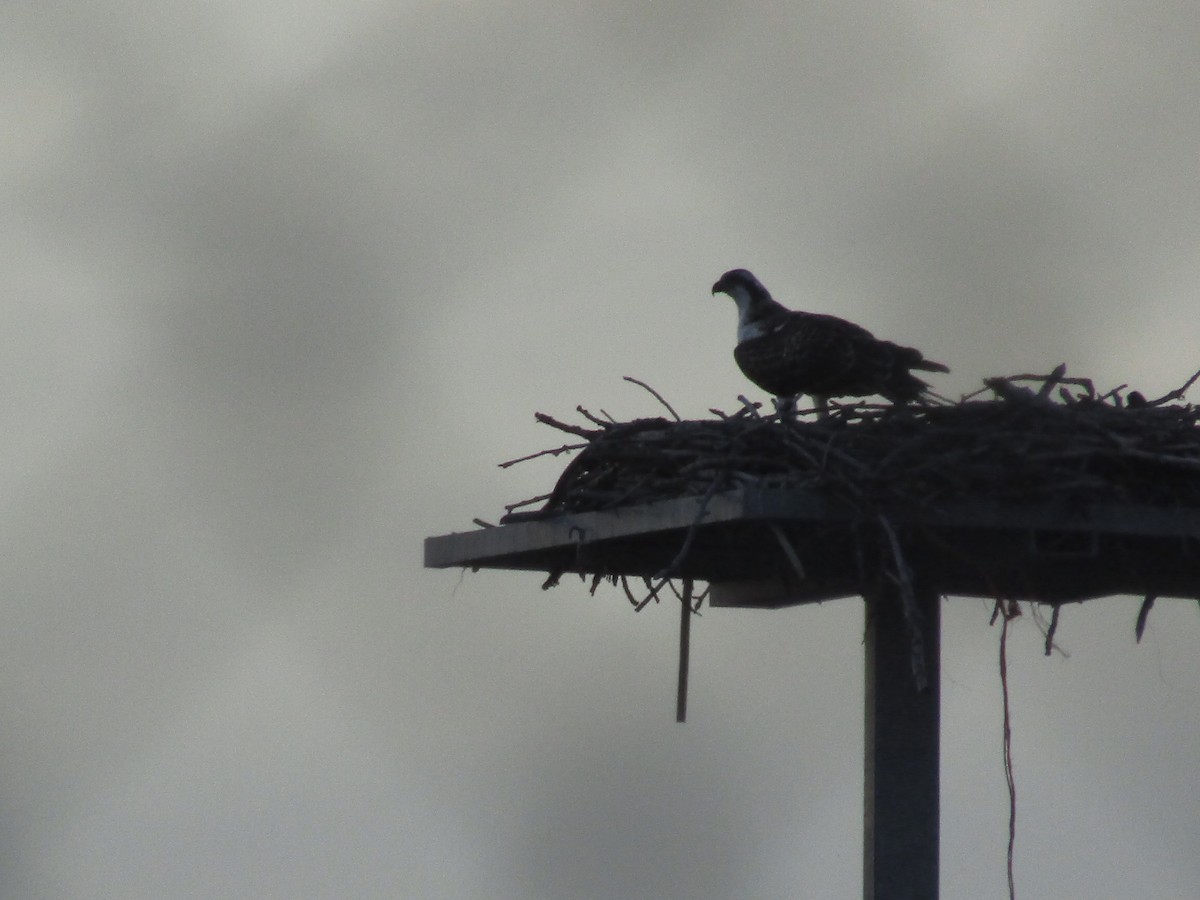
[5,2,1200,897]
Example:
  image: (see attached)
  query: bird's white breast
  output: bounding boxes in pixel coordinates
[737,319,767,343]
[725,283,766,343]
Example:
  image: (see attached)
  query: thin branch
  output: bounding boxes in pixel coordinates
[498,442,587,468]
[1037,363,1068,398]
[533,411,600,438]
[504,493,551,514]
[576,405,615,428]
[1145,367,1200,406]
[736,395,764,419]
[623,376,681,421]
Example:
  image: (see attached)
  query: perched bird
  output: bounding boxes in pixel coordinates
[711,268,948,412]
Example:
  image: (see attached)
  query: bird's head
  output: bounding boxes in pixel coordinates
[712,268,770,311]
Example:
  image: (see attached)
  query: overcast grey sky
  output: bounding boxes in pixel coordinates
[4,2,1200,898]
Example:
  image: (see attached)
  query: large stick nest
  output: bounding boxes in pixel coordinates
[500,368,1200,522]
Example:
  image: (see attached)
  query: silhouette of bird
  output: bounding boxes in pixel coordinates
[712,268,948,413]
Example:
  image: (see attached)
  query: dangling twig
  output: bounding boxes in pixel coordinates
[1135,593,1157,643]
[677,578,693,723]
[1043,605,1060,657]
[618,576,639,607]
[634,576,667,611]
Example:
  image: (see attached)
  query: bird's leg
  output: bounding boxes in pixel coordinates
[814,395,829,420]
[773,395,797,422]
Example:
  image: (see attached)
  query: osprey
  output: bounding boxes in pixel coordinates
[712,268,948,410]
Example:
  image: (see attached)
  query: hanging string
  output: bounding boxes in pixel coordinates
[998,599,1021,900]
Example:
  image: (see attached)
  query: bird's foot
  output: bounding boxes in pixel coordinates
[773,395,799,423]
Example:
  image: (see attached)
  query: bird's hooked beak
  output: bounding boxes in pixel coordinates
[712,269,749,298]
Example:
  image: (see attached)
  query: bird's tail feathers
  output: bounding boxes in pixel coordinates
[913,358,950,374]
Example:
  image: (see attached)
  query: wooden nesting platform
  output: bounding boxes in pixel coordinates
[424,487,1200,606]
